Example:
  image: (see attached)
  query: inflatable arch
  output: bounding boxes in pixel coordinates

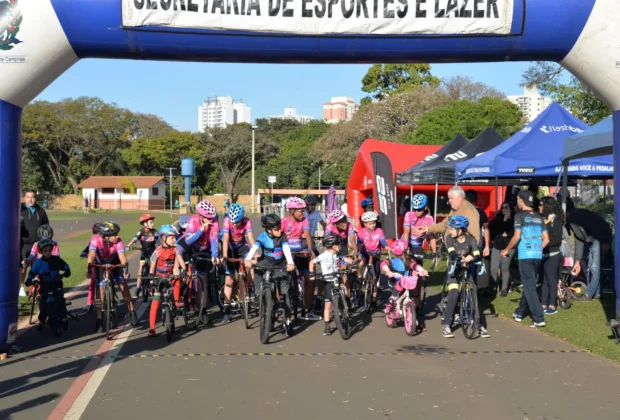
[1,0,619,347]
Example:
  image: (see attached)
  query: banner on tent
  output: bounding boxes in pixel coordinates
[371,152,397,239]
[555,164,614,173]
[122,0,514,35]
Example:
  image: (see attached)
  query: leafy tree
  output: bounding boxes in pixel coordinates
[522,62,610,124]
[441,75,506,102]
[361,64,440,102]
[133,113,174,138]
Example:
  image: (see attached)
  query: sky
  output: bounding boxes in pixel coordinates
[35,59,533,132]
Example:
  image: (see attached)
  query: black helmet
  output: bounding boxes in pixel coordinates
[322,234,342,248]
[37,224,54,240]
[97,221,121,237]
[261,213,281,229]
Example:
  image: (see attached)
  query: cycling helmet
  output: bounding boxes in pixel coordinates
[37,238,55,251]
[322,234,342,248]
[37,224,54,240]
[286,196,306,210]
[97,221,121,237]
[177,216,189,230]
[412,194,428,210]
[158,224,179,238]
[196,199,217,219]
[327,210,346,224]
[391,239,408,256]
[92,222,100,234]
[361,211,378,223]
[304,195,319,206]
[261,213,281,229]
[448,215,469,230]
[139,213,155,224]
[361,197,374,207]
[228,203,245,223]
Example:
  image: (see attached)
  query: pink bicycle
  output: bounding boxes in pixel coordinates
[384,274,422,336]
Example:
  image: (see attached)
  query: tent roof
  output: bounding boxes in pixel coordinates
[401,134,469,173]
[564,116,613,161]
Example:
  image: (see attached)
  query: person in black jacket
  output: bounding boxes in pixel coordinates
[20,189,49,297]
[489,201,515,297]
[539,197,564,314]
[568,207,612,300]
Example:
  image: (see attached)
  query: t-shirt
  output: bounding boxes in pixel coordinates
[305,210,324,238]
[222,216,253,249]
[247,232,292,264]
[357,227,387,254]
[89,235,126,263]
[446,234,480,259]
[403,212,434,247]
[312,251,341,282]
[185,214,220,256]
[281,217,310,251]
[27,256,70,284]
[325,221,355,243]
[514,210,546,260]
[150,245,180,277]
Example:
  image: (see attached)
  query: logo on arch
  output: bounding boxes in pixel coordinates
[0,0,23,51]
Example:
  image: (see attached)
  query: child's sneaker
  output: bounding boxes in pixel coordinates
[442,326,454,338]
[479,326,490,338]
[323,322,332,336]
[148,329,156,337]
[545,307,558,315]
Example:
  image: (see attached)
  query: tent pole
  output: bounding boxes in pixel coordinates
[434,180,439,222]
[495,177,499,214]
[603,179,607,215]
[410,185,413,211]
[561,160,569,213]
[395,184,398,238]
[555,169,562,192]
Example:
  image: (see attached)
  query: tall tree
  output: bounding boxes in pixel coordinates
[133,113,174,138]
[361,64,440,103]
[441,75,506,102]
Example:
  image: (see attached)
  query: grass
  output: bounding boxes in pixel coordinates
[423,261,620,363]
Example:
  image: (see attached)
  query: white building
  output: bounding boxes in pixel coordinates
[198,96,251,131]
[77,176,166,210]
[269,107,313,124]
[323,96,358,123]
[508,86,553,123]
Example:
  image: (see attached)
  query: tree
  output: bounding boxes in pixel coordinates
[133,113,174,138]
[361,64,440,102]
[441,75,506,102]
[521,62,610,124]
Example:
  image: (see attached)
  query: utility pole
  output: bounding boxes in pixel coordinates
[251,125,257,213]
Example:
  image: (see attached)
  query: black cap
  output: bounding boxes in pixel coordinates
[518,190,535,206]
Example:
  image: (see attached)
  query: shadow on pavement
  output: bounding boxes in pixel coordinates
[0,393,62,418]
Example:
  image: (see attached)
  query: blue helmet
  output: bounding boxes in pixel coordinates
[177,216,189,230]
[228,203,245,223]
[448,215,469,230]
[361,197,374,207]
[158,224,179,238]
[412,194,428,210]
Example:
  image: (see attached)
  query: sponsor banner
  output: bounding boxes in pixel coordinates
[517,167,535,174]
[123,0,514,36]
[555,164,614,173]
[371,152,397,239]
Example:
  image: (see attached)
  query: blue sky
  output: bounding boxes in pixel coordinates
[36,59,532,132]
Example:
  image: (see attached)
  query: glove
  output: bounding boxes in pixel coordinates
[123,264,129,275]
[80,251,88,259]
[448,251,457,261]
[63,270,71,278]
[448,262,456,276]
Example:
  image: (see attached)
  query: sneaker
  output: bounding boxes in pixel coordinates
[133,289,140,299]
[130,310,139,327]
[19,287,26,297]
[95,318,103,333]
[453,314,461,325]
[545,307,558,315]
[513,312,523,322]
[530,321,546,328]
[442,326,454,338]
[148,329,156,338]
[323,322,332,336]
[479,326,490,338]
[302,311,322,321]
[222,307,231,324]
[500,289,508,298]
[36,324,44,333]
[285,320,295,337]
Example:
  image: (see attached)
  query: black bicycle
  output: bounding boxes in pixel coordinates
[184,253,216,328]
[254,265,292,344]
[127,245,151,303]
[90,263,124,340]
[143,275,180,342]
[446,259,481,340]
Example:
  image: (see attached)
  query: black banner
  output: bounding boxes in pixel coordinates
[371,151,397,239]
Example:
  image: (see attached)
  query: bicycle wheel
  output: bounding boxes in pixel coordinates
[164,304,173,342]
[558,285,572,310]
[333,293,350,340]
[364,270,375,314]
[183,280,198,331]
[404,301,416,337]
[570,280,587,299]
[141,265,149,303]
[29,284,38,325]
[385,298,397,328]
[439,276,449,321]
[104,284,113,340]
[259,287,273,344]
[239,273,250,329]
[460,280,479,340]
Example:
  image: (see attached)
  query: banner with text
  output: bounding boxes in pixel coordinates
[123,0,514,35]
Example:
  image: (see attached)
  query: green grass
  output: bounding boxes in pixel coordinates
[424,261,620,363]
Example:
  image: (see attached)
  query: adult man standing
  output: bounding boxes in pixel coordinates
[20,189,49,296]
[501,190,549,328]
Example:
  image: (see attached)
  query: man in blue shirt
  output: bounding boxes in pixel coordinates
[501,190,549,328]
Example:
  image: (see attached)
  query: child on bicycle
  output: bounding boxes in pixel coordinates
[357,211,388,309]
[26,239,71,335]
[126,214,159,299]
[81,223,100,311]
[282,196,318,321]
[325,210,357,304]
[310,234,354,336]
[147,225,185,337]
[381,239,428,332]
[442,216,489,338]
[221,203,255,323]
[402,194,437,263]
[245,213,296,336]
[26,225,60,264]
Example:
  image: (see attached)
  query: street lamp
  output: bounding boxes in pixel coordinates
[251,125,257,213]
[313,163,337,190]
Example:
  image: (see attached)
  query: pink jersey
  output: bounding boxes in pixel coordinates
[325,221,355,242]
[357,227,387,254]
[185,214,220,255]
[403,212,434,247]
[222,216,253,248]
[281,216,309,251]
[28,241,60,261]
[89,235,125,263]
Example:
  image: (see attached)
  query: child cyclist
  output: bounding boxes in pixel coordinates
[147,225,185,337]
[281,196,318,321]
[81,223,100,311]
[310,234,354,336]
[221,203,255,323]
[245,214,296,336]
[126,214,159,299]
[26,225,60,264]
[357,211,388,309]
[442,216,489,338]
[325,210,357,305]
[402,194,437,261]
[88,221,139,331]
[381,239,428,332]
[26,239,71,335]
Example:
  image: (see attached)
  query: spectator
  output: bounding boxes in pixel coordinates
[84,196,90,214]
[465,190,490,257]
[340,197,348,216]
[20,189,49,297]
[539,196,564,314]
[568,207,612,300]
[489,201,515,297]
[555,187,575,212]
[501,190,549,328]
[174,198,180,213]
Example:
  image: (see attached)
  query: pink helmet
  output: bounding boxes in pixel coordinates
[327,210,346,224]
[391,239,408,256]
[286,196,306,210]
[196,199,217,219]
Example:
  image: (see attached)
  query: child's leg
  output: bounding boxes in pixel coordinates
[323,301,332,323]
[323,281,333,322]
[87,267,96,306]
[172,278,182,307]
[444,282,460,327]
[38,289,49,325]
[136,260,144,288]
[149,292,161,334]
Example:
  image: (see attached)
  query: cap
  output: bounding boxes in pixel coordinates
[518,190,535,206]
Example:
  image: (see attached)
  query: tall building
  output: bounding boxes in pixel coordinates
[507,86,552,123]
[269,107,313,124]
[323,96,358,123]
[198,96,251,132]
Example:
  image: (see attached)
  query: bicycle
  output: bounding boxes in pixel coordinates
[89,263,125,340]
[254,265,292,344]
[223,258,255,329]
[558,268,573,309]
[28,277,41,325]
[143,275,180,342]
[183,253,213,329]
[127,245,152,303]
[446,258,482,340]
[291,251,312,323]
[359,253,379,314]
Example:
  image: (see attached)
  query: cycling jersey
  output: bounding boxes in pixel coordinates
[446,234,480,260]
[89,234,125,264]
[312,251,341,282]
[28,240,60,262]
[184,214,219,257]
[246,232,294,265]
[281,216,309,251]
[325,221,355,243]
[514,210,546,260]
[403,212,434,247]
[222,216,253,249]
[150,245,180,277]
[27,256,70,284]
[357,227,388,254]
[132,228,158,258]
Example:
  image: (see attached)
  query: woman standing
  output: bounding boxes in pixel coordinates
[539,196,564,315]
[489,201,515,297]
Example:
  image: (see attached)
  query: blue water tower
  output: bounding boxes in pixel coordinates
[181,158,195,207]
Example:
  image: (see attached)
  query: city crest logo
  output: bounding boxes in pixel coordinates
[0,0,22,51]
